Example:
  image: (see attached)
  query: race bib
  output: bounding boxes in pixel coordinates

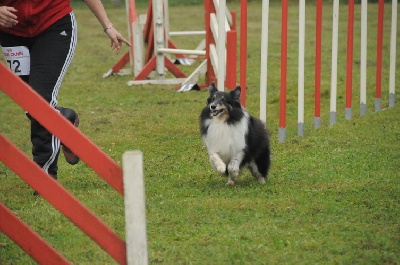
[2,46,30,75]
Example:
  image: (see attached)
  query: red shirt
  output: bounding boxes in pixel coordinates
[0,0,73,37]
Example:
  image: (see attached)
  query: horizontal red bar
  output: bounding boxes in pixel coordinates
[0,63,123,195]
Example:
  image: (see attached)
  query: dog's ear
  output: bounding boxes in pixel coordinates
[230,86,241,102]
[208,82,218,95]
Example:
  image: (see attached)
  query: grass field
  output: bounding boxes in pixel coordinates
[1,1,399,264]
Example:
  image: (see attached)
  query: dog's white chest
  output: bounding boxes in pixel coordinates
[203,117,248,163]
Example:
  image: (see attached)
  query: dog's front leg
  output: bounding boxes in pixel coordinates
[226,153,244,185]
[209,153,226,174]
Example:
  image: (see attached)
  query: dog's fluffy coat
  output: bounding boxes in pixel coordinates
[200,83,271,185]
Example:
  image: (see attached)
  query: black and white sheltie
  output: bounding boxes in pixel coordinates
[199,82,271,185]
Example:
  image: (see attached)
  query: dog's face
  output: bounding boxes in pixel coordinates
[206,82,241,120]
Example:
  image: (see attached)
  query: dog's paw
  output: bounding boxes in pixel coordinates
[216,163,226,174]
[257,177,266,184]
[225,179,235,186]
[210,153,226,173]
[228,159,242,179]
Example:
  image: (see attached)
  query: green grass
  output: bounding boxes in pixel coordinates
[1,2,400,264]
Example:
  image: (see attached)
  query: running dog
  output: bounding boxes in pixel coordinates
[199,82,271,185]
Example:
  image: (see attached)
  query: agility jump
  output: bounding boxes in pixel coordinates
[105,0,248,105]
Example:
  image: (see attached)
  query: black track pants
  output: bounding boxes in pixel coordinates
[0,13,77,178]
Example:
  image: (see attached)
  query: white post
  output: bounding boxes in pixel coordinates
[133,22,144,76]
[217,0,226,91]
[125,0,134,72]
[298,0,305,136]
[360,0,367,115]
[389,0,397,107]
[163,0,171,62]
[164,0,170,46]
[123,151,148,265]
[153,0,165,78]
[330,0,339,127]
[259,0,269,124]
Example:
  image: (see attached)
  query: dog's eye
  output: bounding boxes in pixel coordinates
[220,97,226,103]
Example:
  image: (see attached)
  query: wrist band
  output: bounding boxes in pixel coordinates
[103,24,113,32]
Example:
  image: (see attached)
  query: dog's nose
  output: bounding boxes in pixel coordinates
[210,104,216,110]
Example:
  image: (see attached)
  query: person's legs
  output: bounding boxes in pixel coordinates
[28,12,79,176]
[27,114,60,179]
[28,12,77,107]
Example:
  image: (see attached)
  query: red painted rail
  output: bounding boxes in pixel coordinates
[0,62,127,264]
[315,0,322,122]
[0,135,126,264]
[279,0,288,130]
[0,63,124,195]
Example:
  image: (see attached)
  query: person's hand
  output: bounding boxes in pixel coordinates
[0,6,18,28]
[104,26,131,54]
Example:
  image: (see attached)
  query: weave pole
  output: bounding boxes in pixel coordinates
[279,0,288,143]
[330,0,339,126]
[345,0,354,120]
[360,0,367,115]
[297,0,305,136]
[260,1,397,142]
[260,0,269,124]
[375,0,384,111]
[315,0,322,129]
[389,0,397,107]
